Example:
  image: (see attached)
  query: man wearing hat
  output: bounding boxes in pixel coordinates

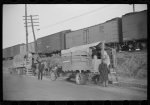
[36,56,44,80]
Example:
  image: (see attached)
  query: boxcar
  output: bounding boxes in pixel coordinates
[65,18,122,49]
[12,44,24,57]
[20,42,35,55]
[3,49,7,58]
[121,10,147,50]
[3,47,12,58]
[3,44,25,58]
[37,30,71,54]
[89,18,122,44]
[122,10,147,41]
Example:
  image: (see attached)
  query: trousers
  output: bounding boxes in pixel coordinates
[38,71,43,80]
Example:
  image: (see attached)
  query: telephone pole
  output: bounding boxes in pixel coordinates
[133,4,135,12]
[129,4,135,12]
[23,14,39,55]
[23,5,39,76]
[25,4,29,59]
[30,15,39,54]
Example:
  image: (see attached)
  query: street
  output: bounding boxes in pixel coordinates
[3,72,147,100]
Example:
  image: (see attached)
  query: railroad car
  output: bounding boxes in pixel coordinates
[12,44,25,57]
[3,44,24,59]
[3,48,8,58]
[3,47,13,58]
[37,30,71,54]
[121,10,147,51]
[20,42,35,55]
[65,18,122,50]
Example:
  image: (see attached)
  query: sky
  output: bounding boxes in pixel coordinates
[3,4,147,49]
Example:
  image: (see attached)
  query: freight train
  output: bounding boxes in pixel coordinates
[3,10,147,59]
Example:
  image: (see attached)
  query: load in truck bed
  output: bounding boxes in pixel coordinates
[13,54,26,68]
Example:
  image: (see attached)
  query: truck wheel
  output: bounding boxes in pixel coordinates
[75,73,86,85]
[50,71,57,81]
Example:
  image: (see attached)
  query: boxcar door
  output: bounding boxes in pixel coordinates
[83,29,89,44]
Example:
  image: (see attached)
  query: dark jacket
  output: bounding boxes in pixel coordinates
[38,62,44,72]
[36,58,44,72]
[32,58,36,68]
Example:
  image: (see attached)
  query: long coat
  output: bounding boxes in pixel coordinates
[98,62,109,82]
[38,62,44,72]
[36,58,44,72]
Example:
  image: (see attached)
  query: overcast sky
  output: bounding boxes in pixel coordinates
[3,4,147,49]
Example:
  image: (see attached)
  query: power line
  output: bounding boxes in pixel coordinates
[39,5,115,30]
[28,5,115,35]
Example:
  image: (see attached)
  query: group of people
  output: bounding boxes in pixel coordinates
[31,54,60,80]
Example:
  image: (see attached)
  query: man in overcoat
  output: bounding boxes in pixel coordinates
[36,57,44,80]
[98,58,109,87]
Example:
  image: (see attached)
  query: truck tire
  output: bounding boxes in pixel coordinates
[50,71,57,81]
[75,73,86,85]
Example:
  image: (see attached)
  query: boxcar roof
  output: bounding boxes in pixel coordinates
[122,10,147,17]
[66,17,120,33]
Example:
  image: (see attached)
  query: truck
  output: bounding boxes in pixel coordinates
[49,41,118,85]
[10,52,39,75]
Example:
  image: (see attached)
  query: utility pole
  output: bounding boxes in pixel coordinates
[129,4,135,12]
[30,15,39,54]
[133,4,135,12]
[23,15,39,54]
[25,4,29,59]
[23,5,39,76]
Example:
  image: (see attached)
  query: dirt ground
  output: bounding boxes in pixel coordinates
[3,72,147,100]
